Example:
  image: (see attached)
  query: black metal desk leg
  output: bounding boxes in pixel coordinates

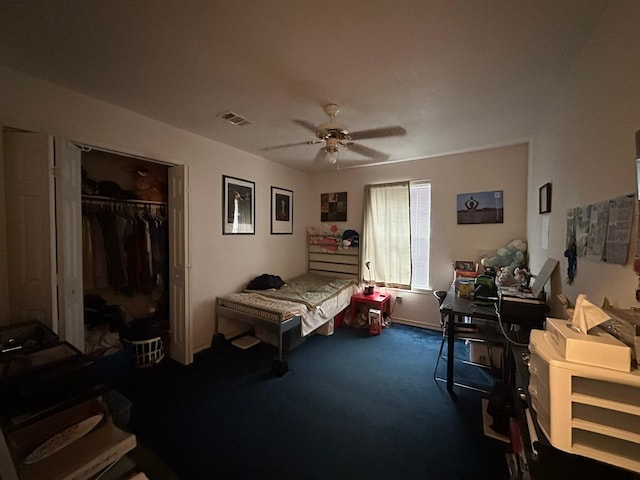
[446,311,456,391]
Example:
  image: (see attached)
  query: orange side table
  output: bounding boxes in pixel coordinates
[350,290,392,319]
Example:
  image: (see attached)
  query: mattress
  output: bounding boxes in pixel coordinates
[217,292,304,324]
[218,274,359,335]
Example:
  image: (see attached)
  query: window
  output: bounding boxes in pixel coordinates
[362,181,431,290]
[410,181,431,289]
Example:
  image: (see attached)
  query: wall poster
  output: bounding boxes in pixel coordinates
[456,190,503,224]
[321,192,347,222]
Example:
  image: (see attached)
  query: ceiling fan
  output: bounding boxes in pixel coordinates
[262,104,406,166]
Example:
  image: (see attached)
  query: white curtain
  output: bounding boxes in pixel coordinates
[362,182,411,288]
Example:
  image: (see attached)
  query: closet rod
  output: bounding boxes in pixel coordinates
[81,194,167,206]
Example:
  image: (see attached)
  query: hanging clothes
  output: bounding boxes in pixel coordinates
[82,197,167,297]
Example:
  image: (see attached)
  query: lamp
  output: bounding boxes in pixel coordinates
[325,137,339,165]
[364,261,375,295]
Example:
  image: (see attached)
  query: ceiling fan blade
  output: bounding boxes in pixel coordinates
[293,119,318,134]
[349,126,406,141]
[261,139,321,151]
[345,142,390,161]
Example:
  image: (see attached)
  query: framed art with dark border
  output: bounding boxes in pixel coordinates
[271,186,293,234]
[321,191,347,222]
[222,175,255,235]
[456,190,504,224]
[539,182,552,214]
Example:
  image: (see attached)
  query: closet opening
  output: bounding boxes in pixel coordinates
[2,129,190,364]
[80,148,170,363]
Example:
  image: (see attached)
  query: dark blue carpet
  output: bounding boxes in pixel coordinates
[116,324,509,479]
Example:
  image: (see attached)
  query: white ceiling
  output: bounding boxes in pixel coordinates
[0,1,608,172]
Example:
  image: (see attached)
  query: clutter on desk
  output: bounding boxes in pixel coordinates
[453,260,478,297]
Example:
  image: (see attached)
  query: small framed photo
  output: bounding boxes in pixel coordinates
[539,182,552,214]
[454,260,475,271]
[271,186,293,234]
[222,175,255,235]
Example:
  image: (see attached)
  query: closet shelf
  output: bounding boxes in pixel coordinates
[81,194,167,206]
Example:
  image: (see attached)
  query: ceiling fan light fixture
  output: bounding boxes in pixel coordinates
[326,148,339,164]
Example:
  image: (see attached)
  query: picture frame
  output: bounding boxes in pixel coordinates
[271,186,293,234]
[454,260,475,271]
[539,182,552,214]
[456,190,504,224]
[222,175,255,235]
[321,191,347,222]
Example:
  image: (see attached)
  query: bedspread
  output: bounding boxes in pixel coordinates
[244,273,357,309]
[220,273,358,336]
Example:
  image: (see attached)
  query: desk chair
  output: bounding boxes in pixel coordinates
[432,290,501,393]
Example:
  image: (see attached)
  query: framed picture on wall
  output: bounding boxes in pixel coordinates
[271,186,293,234]
[456,190,504,224]
[321,191,347,222]
[222,175,255,235]
[539,182,552,214]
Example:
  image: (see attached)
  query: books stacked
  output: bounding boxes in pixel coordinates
[454,261,478,297]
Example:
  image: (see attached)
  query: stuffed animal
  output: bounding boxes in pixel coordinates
[481,239,527,274]
[496,267,517,287]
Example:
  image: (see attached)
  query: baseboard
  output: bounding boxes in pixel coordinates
[391,317,440,331]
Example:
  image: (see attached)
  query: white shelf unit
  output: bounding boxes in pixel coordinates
[528,329,640,474]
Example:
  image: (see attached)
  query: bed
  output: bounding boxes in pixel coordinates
[215,272,359,375]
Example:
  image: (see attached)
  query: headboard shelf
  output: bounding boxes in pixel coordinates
[307,241,360,278]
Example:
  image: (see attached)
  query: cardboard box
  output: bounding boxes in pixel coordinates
[315,319,334,336]
[469,342,503,369]
[368,309,381,336]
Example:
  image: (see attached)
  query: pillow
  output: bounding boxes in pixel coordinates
[247,274,285,290]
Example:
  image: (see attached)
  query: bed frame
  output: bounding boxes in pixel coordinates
[212,234,360,376]
[213,302,302,376]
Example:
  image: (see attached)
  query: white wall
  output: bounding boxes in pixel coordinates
[308,143,529,328]
[0,67,310,352]
[528,0,640,316]
[0,65,532,341]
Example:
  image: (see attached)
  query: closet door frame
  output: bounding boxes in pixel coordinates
[55,137,84,350]
[64,143,193,365]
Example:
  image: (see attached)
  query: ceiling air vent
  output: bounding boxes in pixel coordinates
[217,111,251,127]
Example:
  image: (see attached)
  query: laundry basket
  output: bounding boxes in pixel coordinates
[122,336,165,368]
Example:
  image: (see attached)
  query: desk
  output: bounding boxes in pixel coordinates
[350,291,391,318]
[439,284,499,391]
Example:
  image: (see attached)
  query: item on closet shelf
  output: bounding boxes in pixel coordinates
[97,180,138,200]
[133,166,167,202]
[81,167,99,195]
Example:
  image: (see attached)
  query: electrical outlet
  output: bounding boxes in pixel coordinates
[396,295,403,304]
